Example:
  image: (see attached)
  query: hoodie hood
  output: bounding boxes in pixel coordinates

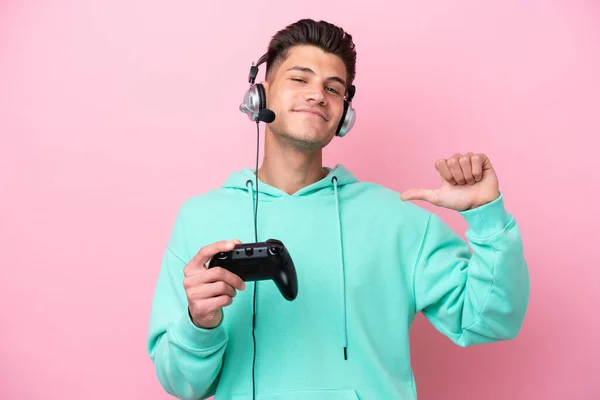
[222,164,359,199]
[222,163,357,360]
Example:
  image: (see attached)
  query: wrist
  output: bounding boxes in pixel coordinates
[468,190,501,210]
[459,192,512,239]
[170,309,228,352]
[188,307,222,330]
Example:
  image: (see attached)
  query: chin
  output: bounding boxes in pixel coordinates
[274,125,333,151]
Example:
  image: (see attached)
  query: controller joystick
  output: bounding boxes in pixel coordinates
[208,239,298,301]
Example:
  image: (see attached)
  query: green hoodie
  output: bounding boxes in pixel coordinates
[147,164,529,400]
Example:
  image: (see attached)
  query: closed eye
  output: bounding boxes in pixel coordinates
[290,77,343,96]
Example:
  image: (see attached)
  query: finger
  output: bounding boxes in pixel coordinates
[183,267,246,293]
[194,281,238,299]
[471,153,486,181]
[203,266,246,291]
[435,159,456,185]
[447,154,466,184]
[203,239,244,268]
[205,295,234,310]
[190,295,233,317]
[186,239,241,273]
[401,188,438,205]
[459,153,475,184]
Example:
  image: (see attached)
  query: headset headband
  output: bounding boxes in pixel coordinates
[248,53,268,84]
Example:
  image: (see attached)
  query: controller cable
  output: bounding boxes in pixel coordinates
[249,107,273,400]
[251,119,260,400]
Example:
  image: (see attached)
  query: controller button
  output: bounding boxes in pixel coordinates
[269,245,282,255]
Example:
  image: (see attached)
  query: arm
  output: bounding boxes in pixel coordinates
[413,193,530,346]
[147,213,227,400]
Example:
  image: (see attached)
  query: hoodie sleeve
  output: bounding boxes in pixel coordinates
[147,211,227,400]
[412,192,530,346]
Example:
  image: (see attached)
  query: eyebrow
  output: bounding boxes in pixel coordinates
[285,66,346,87]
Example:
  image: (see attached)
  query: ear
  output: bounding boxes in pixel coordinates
[260,80,271,108]
[261,80,270,92]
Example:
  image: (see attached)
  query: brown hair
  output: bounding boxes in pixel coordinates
[265,19,357,90]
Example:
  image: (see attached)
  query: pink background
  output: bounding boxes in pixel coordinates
[1,0,598,399]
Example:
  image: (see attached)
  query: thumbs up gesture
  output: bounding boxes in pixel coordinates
[401,153,500,211]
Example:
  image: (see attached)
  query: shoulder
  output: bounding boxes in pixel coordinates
[342,181,433,224]
[174,187,235,220]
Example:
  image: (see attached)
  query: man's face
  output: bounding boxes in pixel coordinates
[264,45,348,151]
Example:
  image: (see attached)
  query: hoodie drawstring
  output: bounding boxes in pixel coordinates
[332,176,348,360]
[245,175,348,361]
[246,179,255,226]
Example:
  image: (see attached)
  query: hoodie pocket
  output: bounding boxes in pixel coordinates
[231,388,360,400]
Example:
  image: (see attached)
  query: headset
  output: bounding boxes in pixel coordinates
[239,53,357,137]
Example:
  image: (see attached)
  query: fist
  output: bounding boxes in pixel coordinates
[401,152,500,211]
[183,240,246,329]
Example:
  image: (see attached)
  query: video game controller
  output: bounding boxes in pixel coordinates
[208,238,298,301]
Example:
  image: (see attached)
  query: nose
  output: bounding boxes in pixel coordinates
[304,84,328,105]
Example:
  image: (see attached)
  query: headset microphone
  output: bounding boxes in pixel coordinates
[258,108,276,123]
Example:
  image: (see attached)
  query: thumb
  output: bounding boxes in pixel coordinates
[401,188,438,204]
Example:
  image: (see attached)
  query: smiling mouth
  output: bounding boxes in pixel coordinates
[294,110,327,121]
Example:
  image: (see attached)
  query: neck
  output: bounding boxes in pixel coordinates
[257,128,328,195]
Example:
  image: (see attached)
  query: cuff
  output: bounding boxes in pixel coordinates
[459,192,512,239]
[170,310,228,352]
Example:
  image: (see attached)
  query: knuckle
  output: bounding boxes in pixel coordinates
[187,291,198,304]
[215,267,227,279]
[188,302,200,315]
[222,296,233,307]
[182,277,192,290]
[205,267,218,278]
[199,246,211,257]
[191,300,207,314]
[193,307,206,317]
[217,281,228,293]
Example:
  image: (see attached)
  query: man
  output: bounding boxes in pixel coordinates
[147,19,530,400]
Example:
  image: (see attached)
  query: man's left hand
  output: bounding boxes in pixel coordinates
[400,152,500,211]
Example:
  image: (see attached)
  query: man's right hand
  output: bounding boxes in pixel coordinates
[183,239,246,329]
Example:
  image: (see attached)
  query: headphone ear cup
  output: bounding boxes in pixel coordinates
[336,101,356,137]
[240,83,266,121]
[335,101,349,136]
[256,83,266,111]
